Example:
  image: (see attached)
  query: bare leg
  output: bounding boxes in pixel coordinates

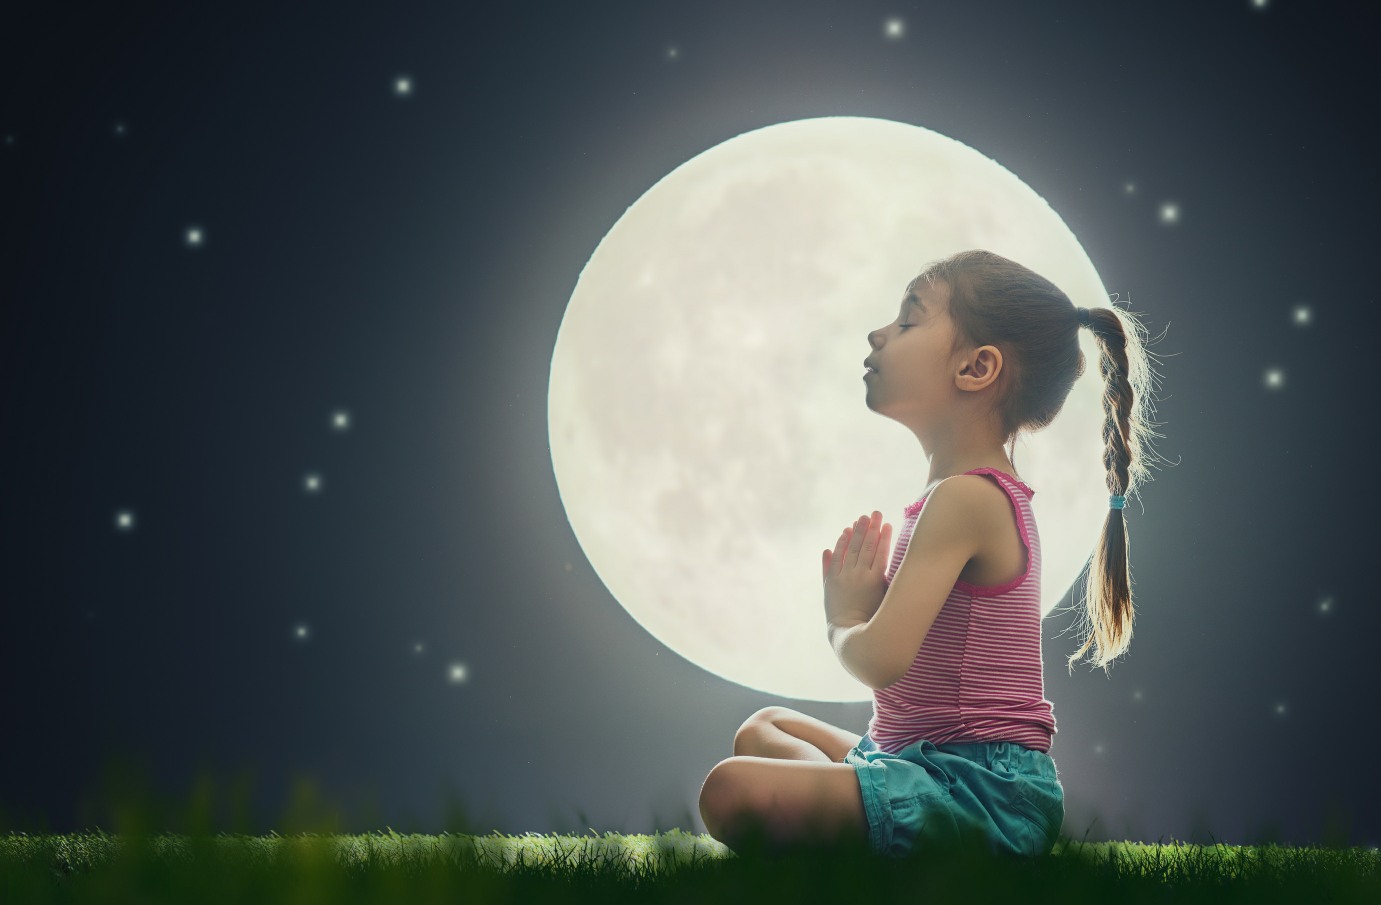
[732,707,860,763]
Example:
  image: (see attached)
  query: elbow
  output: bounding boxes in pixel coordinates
[870,669,902,692]
[868,644,905,690]
[861,654,902,691]
[870,649,910,690]
[869,635,922,690]
[864,641,906,690]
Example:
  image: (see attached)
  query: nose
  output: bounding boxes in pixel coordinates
[868,328,884,349]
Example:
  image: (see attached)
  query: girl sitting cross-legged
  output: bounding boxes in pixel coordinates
[698,249,1168,861]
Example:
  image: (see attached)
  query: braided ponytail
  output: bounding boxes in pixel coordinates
[1067,303,1170,673]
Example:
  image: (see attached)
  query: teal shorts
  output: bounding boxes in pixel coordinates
[844,733,1064,859]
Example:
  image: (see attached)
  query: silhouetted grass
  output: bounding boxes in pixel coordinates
[2,752,1377,902]
[5,826,1380,903]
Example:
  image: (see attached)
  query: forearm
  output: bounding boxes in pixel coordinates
[828,618,890,690]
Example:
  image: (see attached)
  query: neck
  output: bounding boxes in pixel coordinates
[922,455,1018,496]
[905,408,1017,496]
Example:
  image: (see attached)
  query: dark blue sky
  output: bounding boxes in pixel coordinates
[2,0,1378,848]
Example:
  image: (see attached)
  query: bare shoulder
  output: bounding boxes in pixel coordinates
[929,474,1012,539]
[917,475,997,546]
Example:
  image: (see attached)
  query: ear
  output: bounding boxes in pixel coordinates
[957,345,1003,391]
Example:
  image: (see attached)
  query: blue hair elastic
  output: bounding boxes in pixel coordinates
[1110,495,1126,509]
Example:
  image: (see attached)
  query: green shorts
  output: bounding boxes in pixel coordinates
[844,733,1064,859]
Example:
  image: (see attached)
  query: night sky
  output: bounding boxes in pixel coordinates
[3,0,1379,849]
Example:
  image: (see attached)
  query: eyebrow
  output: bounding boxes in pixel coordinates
[902,291,927,311]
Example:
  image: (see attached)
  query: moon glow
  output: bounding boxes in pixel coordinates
[549,116,1108,702]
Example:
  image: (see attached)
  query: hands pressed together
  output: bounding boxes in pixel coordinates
[822,510,893,629]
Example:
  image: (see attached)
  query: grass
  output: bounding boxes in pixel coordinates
[3,828,1379,903]
[2,756,1377,902]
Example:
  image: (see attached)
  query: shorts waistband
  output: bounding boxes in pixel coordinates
[907,737,1047,765]
[935,740,1013,759]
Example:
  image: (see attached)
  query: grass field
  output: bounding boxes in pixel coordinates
[3,828,1379,903]
[3,762,1375,902]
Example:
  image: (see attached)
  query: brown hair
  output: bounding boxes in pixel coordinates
[911,249,1172,674]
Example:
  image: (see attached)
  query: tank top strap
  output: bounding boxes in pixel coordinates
[904,467,1034,519]
[963,466,1035,497]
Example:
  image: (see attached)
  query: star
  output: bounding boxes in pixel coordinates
[883,17,904,39]
[394,75,413,96]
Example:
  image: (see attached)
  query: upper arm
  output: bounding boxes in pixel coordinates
[866,476,990,689]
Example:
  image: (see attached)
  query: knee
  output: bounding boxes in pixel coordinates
[756,705,798,723]
[698,762,740,829]
[733,705,793,744]
[699,762,777,851]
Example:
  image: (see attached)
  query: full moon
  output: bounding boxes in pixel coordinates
[549,116,1108,702]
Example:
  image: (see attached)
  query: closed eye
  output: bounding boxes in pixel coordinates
[897,324,913,331]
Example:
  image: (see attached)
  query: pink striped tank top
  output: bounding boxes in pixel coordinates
[866,467,1057,754]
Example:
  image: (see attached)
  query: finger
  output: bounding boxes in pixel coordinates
[847,515,868,563]
[871,522,892,571]
[860,511,881,562]
[831,527,851,574]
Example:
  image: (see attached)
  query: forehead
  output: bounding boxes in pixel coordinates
[903,275,945,309]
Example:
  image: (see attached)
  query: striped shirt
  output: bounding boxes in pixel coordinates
[866,467,1057,754]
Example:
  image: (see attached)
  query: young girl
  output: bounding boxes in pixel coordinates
[698,249,1166,860]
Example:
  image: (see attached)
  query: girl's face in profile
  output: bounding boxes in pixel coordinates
[863,278,958,427]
